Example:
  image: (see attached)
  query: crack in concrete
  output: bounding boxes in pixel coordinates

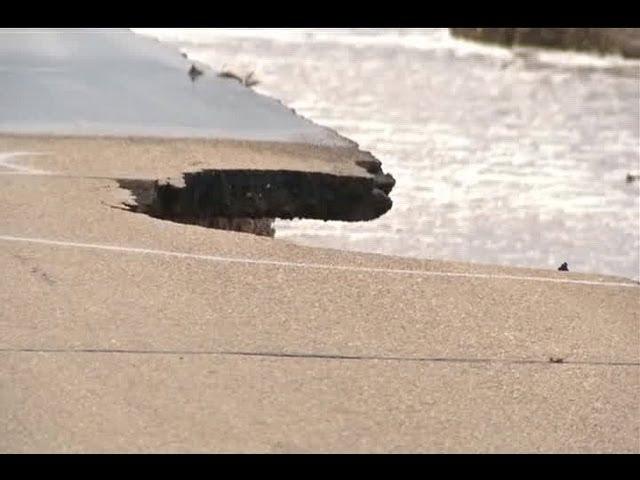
[11,253,57,286]
[1,347,637,367]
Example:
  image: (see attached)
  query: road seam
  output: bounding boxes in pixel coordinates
[0,347,638,367]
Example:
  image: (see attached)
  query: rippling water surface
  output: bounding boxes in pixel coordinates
[135,29,640,280]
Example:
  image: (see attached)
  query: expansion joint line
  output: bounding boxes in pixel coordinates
[0,347,638,367]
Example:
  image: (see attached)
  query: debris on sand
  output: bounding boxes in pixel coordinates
[558,262,569,271]
[218,69,260,88]
[188,64,204,83]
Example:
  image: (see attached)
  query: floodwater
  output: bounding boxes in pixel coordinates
[135,28,640,280]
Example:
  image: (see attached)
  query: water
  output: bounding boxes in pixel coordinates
[134,29,640,281]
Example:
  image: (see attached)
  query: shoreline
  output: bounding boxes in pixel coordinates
[450,28,640,59]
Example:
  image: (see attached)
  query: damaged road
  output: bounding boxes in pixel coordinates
[117,166,395,237]
[1,168,638,453]
[1,28,638,454]
[0,133,396,238]
[0,28,397,236]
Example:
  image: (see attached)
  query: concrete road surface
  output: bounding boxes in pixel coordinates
[1,137,638,453]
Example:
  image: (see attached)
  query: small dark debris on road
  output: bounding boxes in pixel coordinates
[188,64,204,83]
[218,69,260,88]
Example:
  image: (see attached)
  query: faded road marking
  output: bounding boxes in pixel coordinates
[0,151,50,175]
[0,234,637,288]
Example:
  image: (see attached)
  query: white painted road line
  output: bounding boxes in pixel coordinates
[0,234,637,288]
[0,152,50,175]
